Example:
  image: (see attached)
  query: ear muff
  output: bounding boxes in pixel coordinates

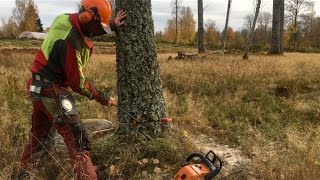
[79,10,93,24]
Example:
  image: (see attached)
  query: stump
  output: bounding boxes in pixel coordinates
[175,51,198,60]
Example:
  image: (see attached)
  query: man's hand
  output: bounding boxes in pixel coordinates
[114,10,127,27]
[108,98,118,106]
[96,91,117,107]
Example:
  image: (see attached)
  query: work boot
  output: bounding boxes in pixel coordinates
[11,168,30,180]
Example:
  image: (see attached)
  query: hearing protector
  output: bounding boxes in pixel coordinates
[78,7,100,24]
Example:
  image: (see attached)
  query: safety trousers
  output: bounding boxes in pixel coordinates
[20,82,97,179]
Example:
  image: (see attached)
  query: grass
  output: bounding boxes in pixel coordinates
[0,42,320,179]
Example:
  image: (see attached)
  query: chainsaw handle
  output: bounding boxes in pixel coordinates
[186,152,221,180]
[186,153,213,168]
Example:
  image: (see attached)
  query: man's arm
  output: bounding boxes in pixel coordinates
[64,46,115,106]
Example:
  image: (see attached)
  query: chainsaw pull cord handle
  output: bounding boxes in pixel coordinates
[186,153,220,180]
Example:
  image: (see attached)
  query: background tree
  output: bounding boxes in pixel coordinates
[163,19,176,42]
[279,0,284,52]
[163,5,196,44]
[179,6,196,43]
[243,0,262,60]
[20,1,38,32]
[12,0,31,29]
[37,18,43,32]
[115,0,167,137]
[171,0,182,43]
[204,19,220,45]
[1,0,41,35]
[0,17,19,36]
[299,5,319,48]
[285,0,314,51]
[243,14,254,32]
[257,12,272,44]
[198,0,205,53]
[271,0,284,54]
[233,30,246,49]
[221,27,236,46]
[223,0,232,54]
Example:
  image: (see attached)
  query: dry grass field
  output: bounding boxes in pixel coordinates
[0,45,320,179]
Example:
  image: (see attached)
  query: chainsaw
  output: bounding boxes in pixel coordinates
[175,150,222,180]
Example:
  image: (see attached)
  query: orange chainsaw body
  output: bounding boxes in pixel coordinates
[175,163,210,180]
[174,151,222,180]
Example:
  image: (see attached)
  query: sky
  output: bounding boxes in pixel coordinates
[0,0,320,32]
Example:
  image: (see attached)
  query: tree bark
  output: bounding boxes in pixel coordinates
[279,0,284,53]
[115,0,167,137]
[270,0,284,54]
[223,0,232,55]
[198,0,205,53]
[243,0,261,60]
[293,7,298,51]
[175,0,178,44]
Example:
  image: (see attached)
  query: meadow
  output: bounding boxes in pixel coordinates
[0,42,319,179]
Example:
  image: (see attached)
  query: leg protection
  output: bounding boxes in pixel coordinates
[56,117,97,180]
[20,100,56,169]
[72,151,98,180]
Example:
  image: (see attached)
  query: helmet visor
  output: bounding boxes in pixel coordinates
[101,22,112,34]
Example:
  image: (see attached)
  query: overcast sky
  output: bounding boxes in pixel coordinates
[1,0,320,31]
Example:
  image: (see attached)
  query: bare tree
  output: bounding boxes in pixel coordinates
[115,0,167,137]
[285,0,314,51]
[198,0,205,53]
[222,0,232,55]
[243,0,261,60]
[13,0,32,27]
[258,12,272,44]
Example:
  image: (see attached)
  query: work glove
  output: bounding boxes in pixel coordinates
[95,91,117,107]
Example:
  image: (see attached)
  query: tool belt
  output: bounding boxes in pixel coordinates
[29,74,53,94]
[29,74,78,120]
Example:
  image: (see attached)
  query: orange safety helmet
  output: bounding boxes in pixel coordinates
[80,0,112,31]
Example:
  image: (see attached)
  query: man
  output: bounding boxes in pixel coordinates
[15,0,127,179]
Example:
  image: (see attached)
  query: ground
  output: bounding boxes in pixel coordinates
[1,40,320,179]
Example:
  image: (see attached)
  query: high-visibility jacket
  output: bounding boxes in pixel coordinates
[31,13,101,99]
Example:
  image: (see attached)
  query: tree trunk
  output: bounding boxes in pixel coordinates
[175,0,178,44]
[198,0,205,53]
[279,0,284,53]
[223,0,232,55]
[264,24,268,44]
[293,8,298,51]
[270,0,281,54]
[115,0,167,137]
[243,0,261,60]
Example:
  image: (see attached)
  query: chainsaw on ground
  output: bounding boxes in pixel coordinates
[175,150,223,180]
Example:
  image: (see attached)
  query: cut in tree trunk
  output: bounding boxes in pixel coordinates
[115,0,167,137]
[198,0,205,53]
[223,0,232,55]
[243,0,261,60]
